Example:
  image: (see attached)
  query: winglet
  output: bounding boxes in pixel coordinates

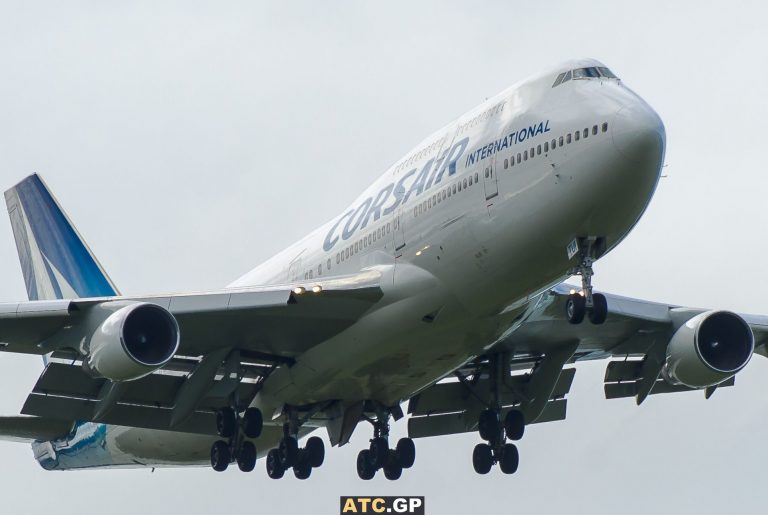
[4,174,119,300]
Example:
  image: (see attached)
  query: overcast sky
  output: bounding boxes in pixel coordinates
[0,1,767,514]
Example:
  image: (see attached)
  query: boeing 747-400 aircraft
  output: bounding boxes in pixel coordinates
[1,58,764,480]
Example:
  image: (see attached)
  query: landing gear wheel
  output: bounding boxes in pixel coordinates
[504,410,525,441]
[242,407,263,439]
[478,409,500,442]
[357,449,376,480]
[237,441,257,472]
[566,293,586,325]
[499,443,519,474]
[305,436,325,468]
[395,438,415,469]
[472,443,493,475]
[588,293,608,325]
[278,436,299,468]
[266,448,285,479]
[383,449,402,480]
[369,436,389,469]
[210,440,230,472]
[216,407,237,438]
[293,458,312,480]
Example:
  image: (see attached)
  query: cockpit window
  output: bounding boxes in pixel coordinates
[598,67,617,79]
[552,66,618,87]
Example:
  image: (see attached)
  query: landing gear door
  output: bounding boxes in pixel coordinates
[483,162,498,201]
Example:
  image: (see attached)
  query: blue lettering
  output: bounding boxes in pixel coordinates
[360,183,393,229]
[342,197,372,240]
[382,168,416,216]
[323,209,354,251]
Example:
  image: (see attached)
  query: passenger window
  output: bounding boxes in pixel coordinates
[304,272,308,280]
[428,198,432,209]
[368,234,372,245]
[583,128,588,138]
[336,253,340,264]
[474,172,479,183]
[452,184,456,195]
[559,136,564,146]
[344,248,348,260]
[378,228,382,239]
[432,194,436,205]
[413,207,418,217]
[551,139,556,148]
[575,131,580,141]
[517,153,521,164]
[387,223,391,233]
[327,259,331,270]
[363,237,367,248]
[566,134,572,144]
[602,122,608,133]
[485,168,489,178]
[592,125,598,135]
[530,147,535,158]
[318,265,322,276]
[510,156,515,167]
[354,242,358,253]
[537,145,542,155]
[504,158,508,169]
[524,150,528,160]
[442,190,447,200]
[462,179,466,189]
[418,204,422,215]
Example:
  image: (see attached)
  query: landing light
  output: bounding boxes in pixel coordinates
[293,287,305,295]
[415,251,422,256]
[312,285,322,293]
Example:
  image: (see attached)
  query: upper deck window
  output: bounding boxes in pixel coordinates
[553,66,618,87]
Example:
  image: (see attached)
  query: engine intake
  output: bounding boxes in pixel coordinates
[86,302,180,382]
[663,310,754,388]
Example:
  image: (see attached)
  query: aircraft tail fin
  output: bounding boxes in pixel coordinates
[4,174,120,301]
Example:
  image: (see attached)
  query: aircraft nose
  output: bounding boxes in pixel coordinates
[611,102,666,164]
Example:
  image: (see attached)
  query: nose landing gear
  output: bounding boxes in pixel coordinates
[566,236,608,325]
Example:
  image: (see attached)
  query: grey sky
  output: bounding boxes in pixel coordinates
[0,1,766,513]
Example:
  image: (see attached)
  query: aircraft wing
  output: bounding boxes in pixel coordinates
[0,273,383,435]
[407,284,768,440]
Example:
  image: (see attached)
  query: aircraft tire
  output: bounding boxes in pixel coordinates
[396,437,416,469]
[266,448,285,479]
[504,410,525,441]
[369,436,389,469]
[478,409,500,442]
[566,294,586,324]
[588,293,608,325]
[278,436,299,468]
[237,441,257,472]
[498,443,519,474]
[472,443,493,475]
[383,450,402,480]
[242,407,263,439]
[216,407,237,438]
[210,440,230,472]
[305,436,325,468]
[357,449,376,480]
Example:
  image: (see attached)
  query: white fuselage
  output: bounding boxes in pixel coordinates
[36,58,665,469]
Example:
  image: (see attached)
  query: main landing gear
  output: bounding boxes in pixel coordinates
[265,409,326,480]
[357,406,415,481]
[472,408,523,475]
[210,406,264,472]
[566,237,608,325]
[471,354,524,475]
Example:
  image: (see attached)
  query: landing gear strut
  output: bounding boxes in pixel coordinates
[357,405,415,481]
[265,407,326,480]
[566,236,608,325]
[210,406,263,472]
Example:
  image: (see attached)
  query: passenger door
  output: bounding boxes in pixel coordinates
[483,162,498,200]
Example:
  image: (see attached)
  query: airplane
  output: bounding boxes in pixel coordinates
[1,57,764,481]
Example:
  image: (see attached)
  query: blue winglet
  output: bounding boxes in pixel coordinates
[4,174,119,301]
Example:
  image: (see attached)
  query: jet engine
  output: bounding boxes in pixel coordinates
[662,310,754,389]
[85,303,180,382]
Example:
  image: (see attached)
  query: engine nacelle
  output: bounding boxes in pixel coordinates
[86,303,180,382]
[662,310,754,389]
